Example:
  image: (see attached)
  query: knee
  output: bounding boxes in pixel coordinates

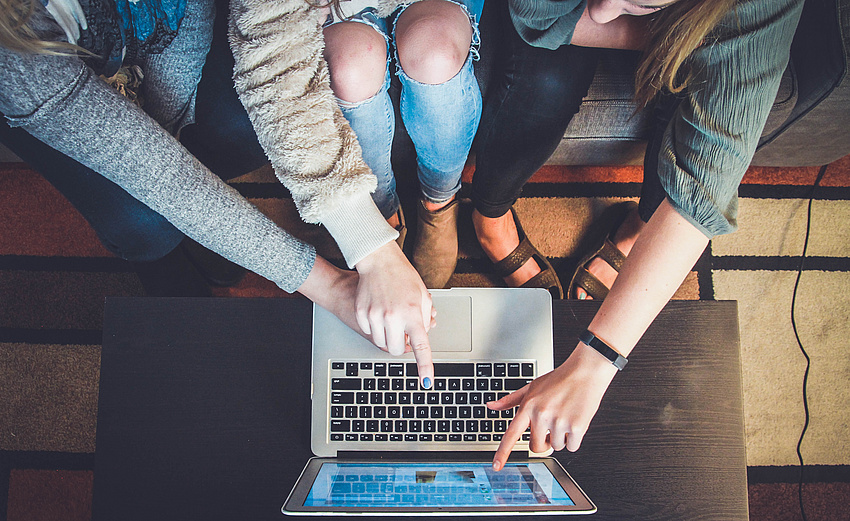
[396,0,473,85]
[324,22,388,103]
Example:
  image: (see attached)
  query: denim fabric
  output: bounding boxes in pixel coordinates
[335,0,485,217]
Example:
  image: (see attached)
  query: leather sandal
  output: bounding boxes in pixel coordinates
[491,207,564,299]
[568,201,637,300]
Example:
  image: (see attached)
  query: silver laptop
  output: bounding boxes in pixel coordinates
[283,287,596,515]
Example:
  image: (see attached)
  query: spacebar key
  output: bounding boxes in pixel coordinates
[433,363,475,377]
[504,379,533,391]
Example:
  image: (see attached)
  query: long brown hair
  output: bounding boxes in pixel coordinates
[0,0,83,54]
[635,0,737,107]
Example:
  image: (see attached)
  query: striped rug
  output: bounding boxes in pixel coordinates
[1,157,848,520]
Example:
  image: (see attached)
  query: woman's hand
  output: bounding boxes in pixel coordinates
[353,241,436,388]
[487,343,618,470]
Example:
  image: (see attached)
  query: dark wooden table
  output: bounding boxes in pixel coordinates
[94,297,747,520]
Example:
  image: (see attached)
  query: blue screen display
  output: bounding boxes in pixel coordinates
[304,462,575,508]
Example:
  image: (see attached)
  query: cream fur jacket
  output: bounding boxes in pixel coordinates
[228,0,420,267]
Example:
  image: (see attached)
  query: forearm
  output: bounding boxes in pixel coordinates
[1,49,316,292]
[570,7,649,50]
[228,0,396,267]
[586,198,709,357]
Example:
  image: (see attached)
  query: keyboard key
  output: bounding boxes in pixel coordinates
[356,392,368,404]
[370,393,382,405]
[406,379,418,390]
[449,434,462,442]
[459,406,471,419]
[449,379,461,391]
[409,420,422,432]
[441,393,453,405]
[434,379,447,391]
[364,379,376,391]
[452,420,464,432]
[495,420,507,432]
[478,434,491,442]
[464,434,477,442]
[331,433,344,441]
[427,393,440,405]
[399,393,411,404]
[374,406,386,418]
[376,434,388,441]
[402,406,415,418]
[505,379,532,391]
[392,379,404,391]
[416,406,429,418]
[389,363,405,377]
[522,363,535,377]
[367,420,379,432]
[380,420,393,432]
[470,393,482,404]
[378,379,390,391]
[476,380,488,391]
[360,362,373,370]
[522,433,531,441]
[331,420,350,432]
[413,393,425,404]
[331,406,343,418]
[437,420,450,432]
[483,392,497,403]
[501,409,513,418]
[488,408,500,419]
[374,363,387,376]
[419,434,433,442]
[332,362,345,370]
[345,406,357,418]
[385,393,397,404]
[435,434,448,441]
[493,434,503,441]
[466,420,478,432]
[481,420,493,432]
[434,363,475,377]
[476,363,492,377]
[390,434,403,442]
[473,406,486,418]
[388,407,400,418]
[395,420,407,432]
[359,406,372,418]
[360,434,373,441]
[424,420,436,432]
[352,420,365,432]
[494,363,506,377]
[430,407,443,418]
[345,433,358,441]
[508,363,520,377]
[331,392,354,404]
[445,407,458,418]
[455,393,468,405]
[405,434,417,442]
[346,363,358,377]
[462,379,475,390]
[490,379,503,391]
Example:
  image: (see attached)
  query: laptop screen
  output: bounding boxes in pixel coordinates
[304,462,575,508]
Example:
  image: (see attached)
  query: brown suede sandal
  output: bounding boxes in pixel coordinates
[568,201,637,300]
[491,208,564,299]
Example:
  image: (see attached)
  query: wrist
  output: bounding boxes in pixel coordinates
[354,241,405,274]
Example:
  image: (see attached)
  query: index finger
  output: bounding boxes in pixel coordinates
[407,322,434,390]
[493,409,530,471]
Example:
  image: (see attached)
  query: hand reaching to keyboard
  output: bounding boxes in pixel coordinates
[487,343,619,470]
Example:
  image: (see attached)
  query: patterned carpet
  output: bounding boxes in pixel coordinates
[1,156,849,520]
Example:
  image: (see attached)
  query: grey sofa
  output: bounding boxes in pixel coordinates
[465,0,850,168]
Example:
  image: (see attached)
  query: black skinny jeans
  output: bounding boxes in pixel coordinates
[472,1,599,218]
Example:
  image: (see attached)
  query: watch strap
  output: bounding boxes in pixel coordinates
[579,329,628,371]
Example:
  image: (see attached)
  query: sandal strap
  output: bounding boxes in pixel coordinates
[492,237,537,278]
[572,268,609,300]
[597,239,627,272]
[520,267,564,298]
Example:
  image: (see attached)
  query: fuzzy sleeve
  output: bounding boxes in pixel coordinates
[228,0,397,267]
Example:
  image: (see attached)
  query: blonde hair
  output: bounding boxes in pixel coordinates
[0,0,82,54]
[635,0,737,107]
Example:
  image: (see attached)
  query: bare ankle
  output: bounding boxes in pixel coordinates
[423,195,455,212]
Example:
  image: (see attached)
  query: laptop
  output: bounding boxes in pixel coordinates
[283,287,596,516]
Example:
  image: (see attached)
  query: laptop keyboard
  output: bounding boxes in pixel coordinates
[328,361,534,444]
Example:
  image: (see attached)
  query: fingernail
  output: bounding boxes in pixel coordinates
[422,377,432,389]
[493,461,501,471]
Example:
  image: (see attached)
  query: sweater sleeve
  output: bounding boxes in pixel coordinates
[0,45,316,293]
[228,0,398,267]
[655,0,805,238]
[508,0,586,50]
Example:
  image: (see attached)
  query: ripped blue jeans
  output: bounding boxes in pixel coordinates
[332,0,484,218]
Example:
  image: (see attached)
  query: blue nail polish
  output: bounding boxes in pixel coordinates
[423,377,432,389]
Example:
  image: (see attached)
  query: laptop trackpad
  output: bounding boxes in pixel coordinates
[429,296,472,352]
